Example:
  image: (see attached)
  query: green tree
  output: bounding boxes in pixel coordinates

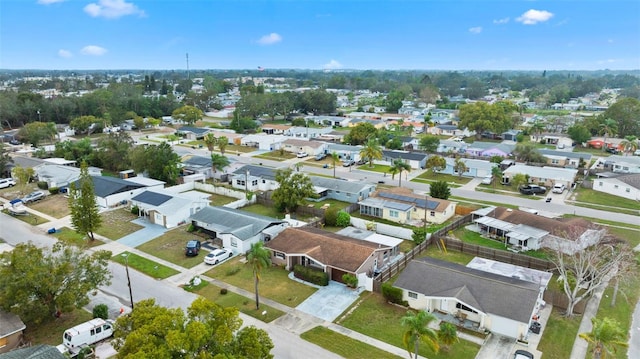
[412,226,428,245]
[389,158,411,187]
[12,166,34,195]
[247,242,272,310]
[360,138,383,168]
[453,158,468,178]
[530,120,546,142]
[599,118,618,152]
[458,101,516,139]
[69,115,102,135]
[579,317,628,359]
[620,135,638,155]
[217,136,229,155]
[511,173,530,189]
[53,138,94,164]
[419,135,440,152]
[133,115,145,132]
[344,122,377,145]
[491,165,503,188]
[0,146,14,177]
[172,105,203,125]
[112,297,273,359]
[429,180,451,200]
[426,155,446,177]
[96,132,134,172]
[69,161,102,241]
[129,142,181,185]
[513,143,546,163]
[331,152,340,178]
[336,211,351,227]
[0,242,112,324]
[210,154,230,178]
[401,310,440,359]
[18,121,57,146]
[437,322,459,352]
[600,97,640,138]
[203,133,217,153]
[567,125,592,146]
[271,168,316,213]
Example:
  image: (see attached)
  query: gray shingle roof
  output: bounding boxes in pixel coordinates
[310,176,374,194]
[233,165,277,181]
[83,176,147,197]
[538,149,592,161]
[382,150,428,161]
[190,207,284,241]
[183,155,212,167]
[0,344,65,359]
[131,191,172,206]
[177,126,211,135]
[394,257,539,323]
[0,310,25,337]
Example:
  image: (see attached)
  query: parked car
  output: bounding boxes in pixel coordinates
[605,147,619,154]
[296,151,308,158]
[342,160,355,167]
[0,178,16,189]
[519,185,547,195]
[634,149,640,156]
[22,191,46,203]
[204,248,233,265]
[481,176,492,185]
[552,183,566,193]
[9,139,20,145]
[315,153,327,160]
[514,350,534,359]
[185,240,202,257]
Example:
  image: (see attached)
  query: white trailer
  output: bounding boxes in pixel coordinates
[57,318,114,357]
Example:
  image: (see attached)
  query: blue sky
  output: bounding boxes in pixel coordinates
[1,0,639,71]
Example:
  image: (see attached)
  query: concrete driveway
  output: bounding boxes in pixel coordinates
[295,281,361,322]
[117,218,167,247]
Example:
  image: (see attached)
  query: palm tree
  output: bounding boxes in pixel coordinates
[453,158,468,178]
[210,153,230,180]
[360,138,383,168]
[401,310,440,359]
[247,241,271,310]
[620,135,638,156]
[203,133,217,153]
[217,136,228,155]
[330,152,339,178]
[578,317,627,359]
[491,165,503,189]
[530,120,546,142]
[390,158,411,187]
[599,118,618,152]
[437,322,459,352]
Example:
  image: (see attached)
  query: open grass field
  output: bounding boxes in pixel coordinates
[301,326,402,359]
[111,251,179,279]
[338,292,480,359]
[94,209,143,240]
[205,257,317,307]
[136,226,204,269]
[29,194,70,218]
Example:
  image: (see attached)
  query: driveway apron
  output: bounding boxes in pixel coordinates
[117,218,168,247]
[295,281,361,322]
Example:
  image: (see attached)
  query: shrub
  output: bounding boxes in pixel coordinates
[225,266,241,276]
[92,304,109,319]
[412,226,428,245]
[294,264,329,286]
[382,282,404,305]
[324,207,340,226]
[220,288,228,295]
[48,187,60,195]
[131,205,139,215]
[37,181,48,190]
[336,211,351,227]
[342,273,358,288]
[186,223,196,232]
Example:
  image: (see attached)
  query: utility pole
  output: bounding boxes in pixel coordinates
[122,253,134,310]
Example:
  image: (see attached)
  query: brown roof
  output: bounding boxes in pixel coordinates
[265,227,384,272]
[491,207,598,239]
[373,187,452,212]
[283,139,324,149]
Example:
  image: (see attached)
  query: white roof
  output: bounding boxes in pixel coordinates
[125,176,166,186]
[504,164,578,182]
[467,257,552,288]
[43,158,76,165]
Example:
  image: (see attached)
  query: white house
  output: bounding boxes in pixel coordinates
[502,164,578,188]
[240,134,288,151]
[592,173,640,201]
[131,190,209,228]
[230,165,279,192]
[281,139,326,156]
[596,155,640,174]
[87,176,149,208]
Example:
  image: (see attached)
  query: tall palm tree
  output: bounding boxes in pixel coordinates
[360,138,383,168]
[620,135,638,156]
[330,152,339,178]
[210,153,230,180]
[217,136,228,155]
[203,133,217,153]
[599,118,618,152]
[247,242,271,310]
[401,310,440,359]
[390,158,411,187]
[578,317,627,359]
[530,120,546,142]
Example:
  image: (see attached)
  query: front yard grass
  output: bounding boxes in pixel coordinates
[136,226,204,269]
[357,164,390,173]
[94,209,143,240]
[1,210,49,225]
[23,308,93,345]
[413,172,472,186]
[537,308,582,359]
[205,257,317,307]
[52,227,104,248]
[240,203,287,219]
[338,292,480,359]
[253,150,297,161]
[301,326,402,359]
[111,251,180,279]
[191,281,284,323]
[570,187,640,215]
[29,194,70,218]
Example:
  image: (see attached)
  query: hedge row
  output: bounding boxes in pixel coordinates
[294,265,329,286]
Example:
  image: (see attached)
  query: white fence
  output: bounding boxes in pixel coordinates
[350,217,413,240]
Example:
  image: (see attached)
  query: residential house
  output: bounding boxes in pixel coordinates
[131,190,209,228]
[396,136,420,150]
[592,173,640,201]
[285,126,334,139]
[345,112,382,120]
[502,164,578,188]
[348,118,386,129]
[306,115,350,127]
[436,139,468,154]
[326,143,363,162]
[358,188,456,226]
[181,155,240,182]
[596,155,640,174]
[230,165,279,192]
[265,227,392,286]
[501,129,522,142]
[176,126,214,140]
[471,206,607,254]
[538,149,592,168]
[189,206,287,254]
[0,344,66,359]
[84,176,148,208]
[240,134,288,151]
[430,124,458,136]
[281,139,326,156]
[335,226,403,263]
[0,310,25,354]
[310,176,376,204]
[35,165,102,189]
[465,142,515,158]
[440,158,495,178]
[261,124,290,135]
[381,150,428,169]
[394,257,543,339]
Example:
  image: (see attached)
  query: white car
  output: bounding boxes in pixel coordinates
[296,151,308,158]
[0,178,16,189]
[552,184,566,193]
[204,248,233,265]
[481,176,492,185]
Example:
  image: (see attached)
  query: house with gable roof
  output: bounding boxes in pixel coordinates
[189,206,287,254]
[281,139,326,156]
[502,164,578,188]
[592,173,640,201]
[131,190,209,228]
[596,155,640,174]
[358,187,456,225]
[381,150,428,169]
[230,165,279,192]
[440,158,495,178]
[464,142,515,158]
[75,176,149,208]
[538,149,592,168]
[176,126,214,140]
[310,176,376,203]
[0,310,26,354]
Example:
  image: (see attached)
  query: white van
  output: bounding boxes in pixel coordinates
[60,318,114,354]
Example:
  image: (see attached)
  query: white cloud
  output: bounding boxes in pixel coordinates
[323,59,343,70]
[84,0,145,19]
[516,9,554,25]
[38,0,67,4]
[597,59,618,65]
[80,45,107,56]
[493,17,509,24]
[58,49,73,58]
[257,33,282,45]
[469,27,482,34]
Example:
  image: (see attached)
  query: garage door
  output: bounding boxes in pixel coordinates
[490,315,520,338]
[331,268,348,283]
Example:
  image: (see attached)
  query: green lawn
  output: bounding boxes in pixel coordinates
[420,245,475,265]
[356,164,391,173]
[339,293,480,359]
[414,172,472,186]
[450,196,519,210]
[537,308,582,359]
[94,209,143,240]
[192,281,284,323]
[52,227,104,248]
[136,227,205,269]
[208,193,239,207]
[1,210,49,225]
[240,203,287,219]
[254,150,297,161]
[451,228,549,259]
[475,186,546,200]
[301,326,402,359]
[204,257,317,307]
[111,251,180,279]
[307,198,351,210]
[23,308,93,345]
[571,187,640,215]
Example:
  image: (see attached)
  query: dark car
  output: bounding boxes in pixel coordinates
[185,240,202,257]
[514,349,534,359]
[519,185,547,195]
